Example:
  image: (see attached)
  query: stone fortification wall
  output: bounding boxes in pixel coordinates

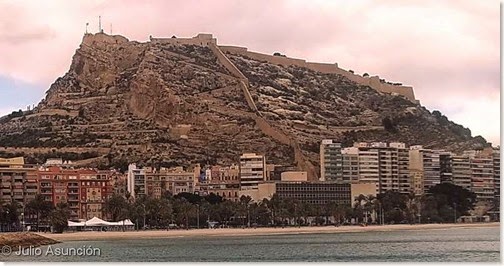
[210,44,318,180]
[219,46,416,102]
[209,44,248,81]
[82,33,129,47]
[151,33,217,46]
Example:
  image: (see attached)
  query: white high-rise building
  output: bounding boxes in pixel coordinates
[320,140,343,182]
[127,163,146,198]
[239,153,266,190]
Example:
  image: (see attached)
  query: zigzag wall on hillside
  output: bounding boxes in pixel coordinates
[210,43,319,180]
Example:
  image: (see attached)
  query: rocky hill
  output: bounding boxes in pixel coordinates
[0,33,489,179]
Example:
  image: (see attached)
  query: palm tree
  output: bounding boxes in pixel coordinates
[26,194,54,231]
[325,201,338,225]
[299,201,313,226]
[50,202,71,233]
[104,193,129,222]
[405,192,419,224]
[353,194,367,224]
[363,195,377,224]
[174,198,195,229]
[239,195,253,227]
[3,201,20,230]
[268,194,283,226]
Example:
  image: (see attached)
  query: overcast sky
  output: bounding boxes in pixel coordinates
[0,0,500,145]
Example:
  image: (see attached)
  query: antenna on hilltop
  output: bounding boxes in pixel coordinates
[110,23,113,35]
[85,22,89,34]
[98,16,103,33]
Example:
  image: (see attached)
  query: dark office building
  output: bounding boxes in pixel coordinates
[275,182,351,206]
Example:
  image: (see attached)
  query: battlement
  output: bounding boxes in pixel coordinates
[150,33,217,46]
[82,32,129,46]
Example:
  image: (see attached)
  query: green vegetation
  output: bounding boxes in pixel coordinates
[354,184,476,224]
[382,117,397,132]
[0,202,21,231]
[50,202,71,233]
[25,195,54,231]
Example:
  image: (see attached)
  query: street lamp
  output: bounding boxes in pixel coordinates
[453,202,457,224]
[196,204,200,229]
[247,205,251,228]
[143,204,146,230]
[21,212,25,232]
[6,210,10,232]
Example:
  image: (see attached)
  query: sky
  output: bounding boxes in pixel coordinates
[0,0,500,145]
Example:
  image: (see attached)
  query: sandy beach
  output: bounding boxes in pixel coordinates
[38,222,499,242]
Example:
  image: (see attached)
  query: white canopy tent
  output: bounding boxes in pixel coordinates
[67,220,85,227]
[85,217,111,226]
[67,217,135,227]
[109,219,134,226]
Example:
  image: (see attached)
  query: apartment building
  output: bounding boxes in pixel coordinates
[0,157,38,209]
[492,148,500,204]
[38,166,113,220]
[199,165,240,201]
[341,147,359,183]
[356,144,380,187]
[355,142,409,194]
[127,164,199,199]
[127,163,146,198]
[409,146,441,194]
[451,154,472,190]
[470,155,494,203]
[239,153,266,190]
[439,152,453,184]
[320,140,343,181]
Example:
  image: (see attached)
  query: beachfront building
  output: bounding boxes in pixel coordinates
[145,166,197,198]
[320,140,343,182]
[127,163,146,199]
[239,153,266,190]
[0,157,39,217]
[451,154,472,190]
[128,164,199,199]
[492,148,500,204]
[274,181,376,208]
[354,142,410,194]
[198,165,240,201]
[341,147,359,183]
[439,152,454,184]
[469,154,495,203]
[38,166,113,220]
[409,145,441,194]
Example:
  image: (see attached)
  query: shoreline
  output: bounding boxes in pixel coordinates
[0,232,59,250]
[38,222,499,242]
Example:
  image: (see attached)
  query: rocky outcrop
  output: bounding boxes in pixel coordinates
[0,233,59,250]
[0,33,489,173]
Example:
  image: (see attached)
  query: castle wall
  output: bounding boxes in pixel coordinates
[151,33,217,46]
[209,44,248,81]
[82,33,129,47]
[219,45,417,102]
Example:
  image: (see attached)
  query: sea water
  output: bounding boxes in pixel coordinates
[3,226,499,262]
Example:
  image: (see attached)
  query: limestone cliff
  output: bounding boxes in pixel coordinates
[0,33,489,178]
